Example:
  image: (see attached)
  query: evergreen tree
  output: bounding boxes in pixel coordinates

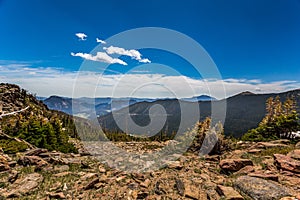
[243,96,299,141]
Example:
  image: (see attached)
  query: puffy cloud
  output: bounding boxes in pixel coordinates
[71,52,127,65]
[1,65,300,99]
[75,33,87,41]
[104,46,151,63]
[139,58,151,63]
[96,38,106,44]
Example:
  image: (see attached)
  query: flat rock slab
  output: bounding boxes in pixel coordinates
[217,185,244,200]
[234,176,291,200]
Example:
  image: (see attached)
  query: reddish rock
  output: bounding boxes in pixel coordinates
[216,185,244,200]
[248,171,279,181]
[220,159,253,172]
[18,155,48,168]
[274,154,300,174]
[24,148,48,156]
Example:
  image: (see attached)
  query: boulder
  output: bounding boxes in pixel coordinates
[234,176,291,200]
[274,154,300,174]
[220,159,253,172]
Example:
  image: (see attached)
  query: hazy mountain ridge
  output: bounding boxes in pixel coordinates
[43,95,216,119]
[99,89,300,138]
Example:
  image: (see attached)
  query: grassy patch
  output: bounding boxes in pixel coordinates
[257,146,294,157]
[241,152,264,165]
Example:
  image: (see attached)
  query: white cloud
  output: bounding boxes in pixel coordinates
[139,58,151,63]
[75,33,87,41]
[96,38,106,44]
[104,46,151,63]
[71,52,127,65]
[1,65,300,99]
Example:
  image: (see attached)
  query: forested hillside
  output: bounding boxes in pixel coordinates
[0,83,77,153]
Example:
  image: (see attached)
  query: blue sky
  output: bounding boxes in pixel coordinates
[1,0,300,98]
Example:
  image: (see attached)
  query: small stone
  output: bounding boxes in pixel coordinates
[80,173,98,181]
[116,175,126,182]
[98,165,106,173]
[295,142,300,149]
[287,149,300,160]
[8,170,19,183]
[154,181,166,195]
[48,192,66,199]
[175,179,185,196]
[0,155,10,172]
[83,178,99,190]
[137,192,149,199]
[140,178,151,188]
[53,171,72,177]
[8,161,17,167]
[248,149,262,154]
[167,160,183,170]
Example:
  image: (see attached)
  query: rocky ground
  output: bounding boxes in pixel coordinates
[0,139,300,200]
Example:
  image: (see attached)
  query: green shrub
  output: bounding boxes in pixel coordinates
[0,139,28,154]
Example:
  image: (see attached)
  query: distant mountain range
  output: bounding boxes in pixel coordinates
[98,89,300,138]
[43,95,216,119]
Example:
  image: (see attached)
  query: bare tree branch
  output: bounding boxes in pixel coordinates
[0,106,29,118]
